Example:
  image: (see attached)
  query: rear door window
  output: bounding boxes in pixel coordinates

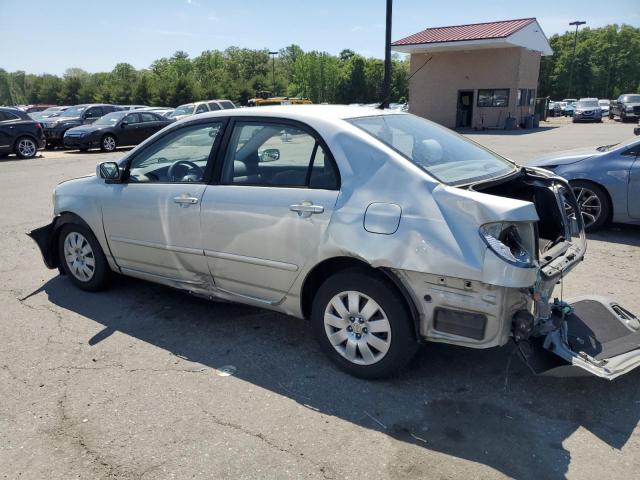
[195,104,208,114]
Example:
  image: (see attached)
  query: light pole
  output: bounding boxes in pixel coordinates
[567,20,586,98]
[269,51,278,96]
[381,0,393,108]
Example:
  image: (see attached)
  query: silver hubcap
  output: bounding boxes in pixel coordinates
[103,136,116,151]
[18,139,36,157]
[63,232,95,281]
[573,187,602,228]
[324,291,391,365]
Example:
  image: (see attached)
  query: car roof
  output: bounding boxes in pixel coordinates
[184,104,405,122]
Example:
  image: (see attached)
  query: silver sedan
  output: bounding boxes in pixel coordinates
[29,106,640,379]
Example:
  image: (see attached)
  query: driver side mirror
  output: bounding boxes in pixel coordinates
[260,148,280,163]
[97,162,121,183]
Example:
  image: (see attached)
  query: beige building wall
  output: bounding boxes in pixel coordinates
[408,47,541,129]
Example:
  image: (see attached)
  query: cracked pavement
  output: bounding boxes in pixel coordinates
[1,121,640,479]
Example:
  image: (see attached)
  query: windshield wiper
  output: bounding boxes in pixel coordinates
[596,143,617,152]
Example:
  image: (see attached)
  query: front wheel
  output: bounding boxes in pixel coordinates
[571,180,611,231]
[312,269,418,378]
[58,223,110,291]
[101,134,117,152]
[14,136,38,159]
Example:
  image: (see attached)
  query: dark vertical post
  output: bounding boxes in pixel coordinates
[567,21,585,98]
[381,0,393,108]
[269,51,278,96]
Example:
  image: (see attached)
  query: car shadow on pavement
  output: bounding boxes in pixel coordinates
[35,274,640,480]
[587,223,640,247]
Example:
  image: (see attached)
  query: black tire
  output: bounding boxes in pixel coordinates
[58,223,110,291]
[14,136,38,159]
[571,180,611,232]
[311,269,419,379]
[101,134,117,152]
[79,147,89,152]
[621,112,627,123]
[609,111,614,119]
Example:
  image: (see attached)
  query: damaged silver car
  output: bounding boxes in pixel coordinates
[29,106,640,379]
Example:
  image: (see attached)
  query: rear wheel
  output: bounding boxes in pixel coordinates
[311,269,418,378]
[58,223,110,291]
[571,180,611,231]
[101,134,117,152]
[14,136,38,159]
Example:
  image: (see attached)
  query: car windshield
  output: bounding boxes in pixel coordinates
[59,106,86,117]
[171,104,194,117]
[622,95,640,103]
[94,112,123,126]
[348,114,516,185]
[577,100,599,108]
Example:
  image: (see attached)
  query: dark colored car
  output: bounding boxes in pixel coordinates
[609,94,640,122]
[0,107,46,159]
[42,104,121,148]
[63,111,172,152]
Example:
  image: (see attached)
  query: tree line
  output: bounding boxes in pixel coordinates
[1,24,637,108]
[539,24,640,100]
[0,45,408,107]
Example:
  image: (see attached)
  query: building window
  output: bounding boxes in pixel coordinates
[477,89,510,107]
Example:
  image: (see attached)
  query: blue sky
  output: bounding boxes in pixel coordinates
[2,0,639,75]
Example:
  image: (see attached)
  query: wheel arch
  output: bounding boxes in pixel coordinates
[569,178,615,221]
[13,134,38,152]
[299,256,421,341]
[49,212,98,271]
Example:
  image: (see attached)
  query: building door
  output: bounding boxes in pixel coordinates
[456,91,474,128]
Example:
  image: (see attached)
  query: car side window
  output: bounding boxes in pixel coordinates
[140,113,157,122]
[125,113,141,124]
[208,102,221,111]
[309,144,339,189]
[222,122,338,189]
[85,107,103,119]
[128,122,222,183]
[195,104,208,114]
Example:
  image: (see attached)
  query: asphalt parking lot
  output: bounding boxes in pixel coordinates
[1,120,639,479]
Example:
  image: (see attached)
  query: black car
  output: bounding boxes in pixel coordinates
[609,93,640,122]
[63,111,172,152]
[42,104,121,148]
[0,107,46,159]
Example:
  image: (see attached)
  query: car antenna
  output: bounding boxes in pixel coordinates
[378,55,432,110]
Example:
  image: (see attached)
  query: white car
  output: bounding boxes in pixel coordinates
[169,100,236,121]
[28,106,640,379]
[598,99,611,116]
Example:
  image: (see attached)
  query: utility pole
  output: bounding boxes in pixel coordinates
[567,20,586,98]
[269,51,278,96]
[380,0,393,108]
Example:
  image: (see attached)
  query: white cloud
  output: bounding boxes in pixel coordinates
[207,14,220,22]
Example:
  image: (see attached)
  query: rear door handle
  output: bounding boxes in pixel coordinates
[174,194,199,207]
[290,202,324,217]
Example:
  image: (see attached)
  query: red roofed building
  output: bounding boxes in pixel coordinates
[392,18,552,129]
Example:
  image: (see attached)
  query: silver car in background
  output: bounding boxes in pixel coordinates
[28,106,640,380]
[573,98,602,123]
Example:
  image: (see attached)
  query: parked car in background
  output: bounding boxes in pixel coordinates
[529,136,640,230]
[23,104,57,113]
[635,121,640,136]
[572,98,602,123]
[609,94,640,122]
[562,98,577,116]
[63,110,171,152]
[28,105,640,381]
[119,105,149,111]
[42,104,122,148]
[0,107,46,159]
[29,106,70,121]
[598,99,611,116]
[168,100,236,121]
[140,107,175,118]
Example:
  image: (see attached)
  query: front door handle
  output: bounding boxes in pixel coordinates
[290,202,324,217]
[174,194,199,207]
